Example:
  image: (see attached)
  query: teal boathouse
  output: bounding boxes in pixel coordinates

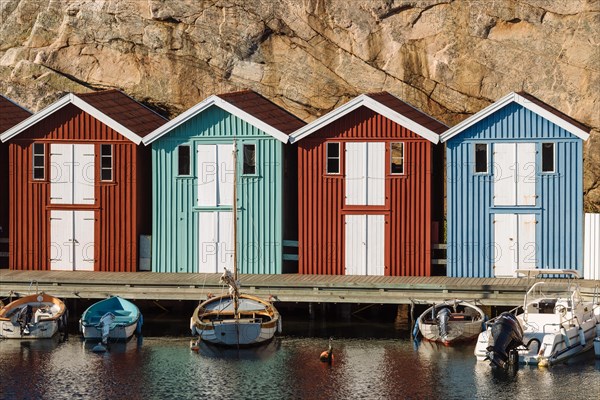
[143,91,304,274]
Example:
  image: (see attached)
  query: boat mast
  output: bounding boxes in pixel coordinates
[232,140,239,319]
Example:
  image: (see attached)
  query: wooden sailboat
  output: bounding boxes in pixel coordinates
[190,143,281,346]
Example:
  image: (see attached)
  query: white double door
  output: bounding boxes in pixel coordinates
[345,214,385,275]
[345,142,385,206]
[50,144,95,205]
[493,213,537,277]
[493,143,536,206]
[198,211,234,273]
[50,210,95,271]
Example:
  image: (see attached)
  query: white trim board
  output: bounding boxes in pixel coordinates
[142,95,289,145]
[0,93,144,144]
[289,94,440,144]
[440,92,590,143]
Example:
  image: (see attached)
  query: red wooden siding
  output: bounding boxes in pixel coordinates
[0,143,8,241]
[8,104,146,272]
[298,106,433,276]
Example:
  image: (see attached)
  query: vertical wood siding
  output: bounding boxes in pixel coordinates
[151,105,284,274]
[9,104,144,272]
[447,102,583,277]
[298,106,433,276]
[0,143,8,240]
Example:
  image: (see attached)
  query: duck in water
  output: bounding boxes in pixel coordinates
[320,337,334,364]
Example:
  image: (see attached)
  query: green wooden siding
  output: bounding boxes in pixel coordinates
[151,105,284,274]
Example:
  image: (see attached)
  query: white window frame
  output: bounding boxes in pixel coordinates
[474,143,489,174]
[100,144,113,182]
[326,142,341,175]
[541,142,555,174]
[390,142,405,175]
[32,143,45,181]
[242,143,257,176]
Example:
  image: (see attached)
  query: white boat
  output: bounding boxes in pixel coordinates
[190,143,281,347]
[474,270,600,368]
[415,300,486,345]
[0,293,68,339]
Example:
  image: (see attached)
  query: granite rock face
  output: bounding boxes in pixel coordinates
[1,0,598,210]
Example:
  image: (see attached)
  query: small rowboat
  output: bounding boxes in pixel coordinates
[415,300,486,345]
[80,296,142,344]
[0,293,68,339]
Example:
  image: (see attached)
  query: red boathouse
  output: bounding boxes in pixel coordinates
[0,90,166,272]
[290,93,446,276]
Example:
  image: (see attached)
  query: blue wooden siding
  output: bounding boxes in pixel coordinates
[447,103,583,277]
[151,105,283,274]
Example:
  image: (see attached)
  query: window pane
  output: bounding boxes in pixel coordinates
[475,143,487,173]
[33,143,44,156]
[178,145,190,175]
[33,168,44,180]
[243,144,256,175]
[327,158,340,174]
[326,143,340,174]
[101,169,112,181]
[101,144,112,157]
[391,143,403,174]
[33,155,44,167]
[327,142,339,158]
[542,143,554,172]
[101,157,112,168]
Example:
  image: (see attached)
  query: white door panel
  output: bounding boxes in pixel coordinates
[73,144,95,205]
[217,144,234,206]
[198,212,217,273]
[367,143,385,205]
[50,210,73,271]
[493,143,516,206]
[366,215,385,275]
[345,215,366,275]
[197,145,217,207]
[217,211,234,273]
[517,143,536,206]
[50,144,73,205]
[345,143,367,205]
[74,211,95,271]
[518,214,537,269]
[494,213,518,277]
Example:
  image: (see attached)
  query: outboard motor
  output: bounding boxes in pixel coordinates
[16,305,33,335]
[436,307,451,340]
[98,312,116,345]
[486,312,524,368]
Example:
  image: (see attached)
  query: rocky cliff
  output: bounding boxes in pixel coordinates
[1,0,598,210]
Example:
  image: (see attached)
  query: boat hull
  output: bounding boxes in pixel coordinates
[475,312,600,366]
[419,320,482,345]
[191,294,280,346]
[415,300,486,345]
[81,321,138,341]
[0,294,67,339]
[79,296,142,342]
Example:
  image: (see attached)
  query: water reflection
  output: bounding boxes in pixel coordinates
[1,334,598,399]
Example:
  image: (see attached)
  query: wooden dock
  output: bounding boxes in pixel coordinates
[1,270,599,306]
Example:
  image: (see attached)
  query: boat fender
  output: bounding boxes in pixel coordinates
[136,314,143,336]
[412,318,420,339]
[561,327,571,347]
[277,316,282,334]
[525,338,541,354]
[578,327,585,347]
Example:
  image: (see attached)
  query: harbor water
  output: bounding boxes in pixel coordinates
[1,311,599,400]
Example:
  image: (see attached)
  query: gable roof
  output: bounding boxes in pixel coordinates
[0,90,167,144]
[440,92,590,143]
[0,95,32,134]
[143,90,305,145]
[289,92,444,144]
